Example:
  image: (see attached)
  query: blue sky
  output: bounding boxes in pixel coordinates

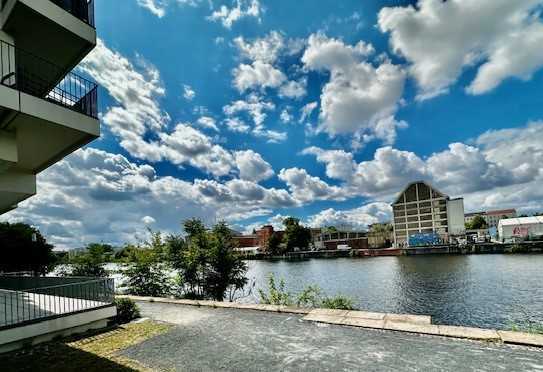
[5,0,543,248]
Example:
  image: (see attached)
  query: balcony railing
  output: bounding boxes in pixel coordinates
[0,276,114,329]
[0,40,98,119]
[49,0,95,27]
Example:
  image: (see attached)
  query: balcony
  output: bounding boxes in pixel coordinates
[49,0,95,28]
[0,40,98,119]
[0,276,116,352]
[1,0,96,74]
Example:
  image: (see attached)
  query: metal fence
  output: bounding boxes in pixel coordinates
[0,39,98,118]
[0,277,114,330]
[50,0,95,27]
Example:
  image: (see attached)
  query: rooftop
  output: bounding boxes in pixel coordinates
[499,216,543,226]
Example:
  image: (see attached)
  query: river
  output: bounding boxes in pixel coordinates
[244,254,543,329]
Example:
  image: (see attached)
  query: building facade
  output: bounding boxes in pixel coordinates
[498,216,543,242]
[313,230,368,250]
[465,209,517,228]
[392,181,465,247]
[0,0,99,214]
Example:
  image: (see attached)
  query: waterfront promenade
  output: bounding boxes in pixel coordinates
[119,301,543,371]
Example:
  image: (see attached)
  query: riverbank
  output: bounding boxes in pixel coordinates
[119,295,543,349]
[243,241,543,260]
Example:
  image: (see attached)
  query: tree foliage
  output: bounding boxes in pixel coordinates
[67,243,114,277]
[465,215,488,230]
[0,222,55,275]
[283,217,311,251]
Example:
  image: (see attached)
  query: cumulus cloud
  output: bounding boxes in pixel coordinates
[223,94,287,143]
[378,0,543,99]
[195,116,219,131]
[278,168,349,202]
[302,33,406,143]
[303,121,543,204]
[136,0,167,17]
[234,150,274,182]
[207,0,262,29]
[233,31,308,98]
[307,202,392,230]
[233,61,286,92]
[299,101,318,123]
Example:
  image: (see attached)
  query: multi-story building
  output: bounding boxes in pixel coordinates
[313,230,368,250]
[465,209,517,228]
[392,181,465,247]
[0,0,99,214]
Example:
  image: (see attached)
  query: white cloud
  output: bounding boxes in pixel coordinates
[307,202,392,230]
[278,168,349,202]
[136,0,167,17]
[196,116,219,131]
[378,0,543,99]
[234,150,274,182]
[207,0,262,29]
[280,109,292,124]
[233,61,286,92]
[223,95,286,142]
[79,39,169,161]
[302,33,406,142]
[234,31,285,64]
[302,146,355,181]
[183,84,196,100]
[141,215,156,225]
[225,117,251,133]
[278,78,307,99]
[299,101,318,123]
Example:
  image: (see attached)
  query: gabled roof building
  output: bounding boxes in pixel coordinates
[391,181,465,247]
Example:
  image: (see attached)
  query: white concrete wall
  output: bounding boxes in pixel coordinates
[447,198,466,236]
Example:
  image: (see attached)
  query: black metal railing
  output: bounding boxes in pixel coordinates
[49,0,95,27]
[0,40,98,119]
[0,277,114,329]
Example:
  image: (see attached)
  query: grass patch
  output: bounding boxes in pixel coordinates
[0,320,172,371]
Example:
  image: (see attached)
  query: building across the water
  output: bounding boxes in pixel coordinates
[498,216,543,243]
[313,230,368,250]
[391,181,465,248]
[232,225,284,253]
[465,209,517,228]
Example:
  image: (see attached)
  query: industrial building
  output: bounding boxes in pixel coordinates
[392,181,465,248]
[313,230,368,250]
[498,216,543,243]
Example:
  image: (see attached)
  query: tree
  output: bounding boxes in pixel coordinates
[283,217,311,251]
[466,215,487,230]
[69,243,114,277]
[0,222,55,275]
[267,232,283,255]
[124,248,171,297]
[205,222,248,301]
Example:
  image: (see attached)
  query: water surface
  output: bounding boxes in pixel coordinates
[245,255,543,329]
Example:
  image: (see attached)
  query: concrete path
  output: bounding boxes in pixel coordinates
[120,301,543,371]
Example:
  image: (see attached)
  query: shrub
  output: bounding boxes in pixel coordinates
[258,274,292,306]
[320,295,356,310]
[114,298,140,324]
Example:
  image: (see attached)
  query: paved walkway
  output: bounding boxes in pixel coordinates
[120,301,543,371]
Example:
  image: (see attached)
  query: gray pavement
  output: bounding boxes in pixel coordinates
[120,301,543,371]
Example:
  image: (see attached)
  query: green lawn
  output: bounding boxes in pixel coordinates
[0,320,172,371]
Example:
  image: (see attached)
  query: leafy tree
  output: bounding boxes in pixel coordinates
[267,232,283,255]
[123,247,171,297]
[205,222,248,301]
[466,215,487,230]
[283,217,311,251]
[68,243,114,277]
[0,222,55,275]
[114,244,139,262]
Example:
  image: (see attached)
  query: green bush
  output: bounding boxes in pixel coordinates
[258,274,292,306]
[114,298,140,324]
[321,295,356,310]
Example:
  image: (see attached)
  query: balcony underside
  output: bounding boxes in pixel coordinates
[0,85,99,175]
[0,169,35,214]
[2,0,96,83]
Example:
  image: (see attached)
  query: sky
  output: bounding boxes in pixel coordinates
[4,0,543,249]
